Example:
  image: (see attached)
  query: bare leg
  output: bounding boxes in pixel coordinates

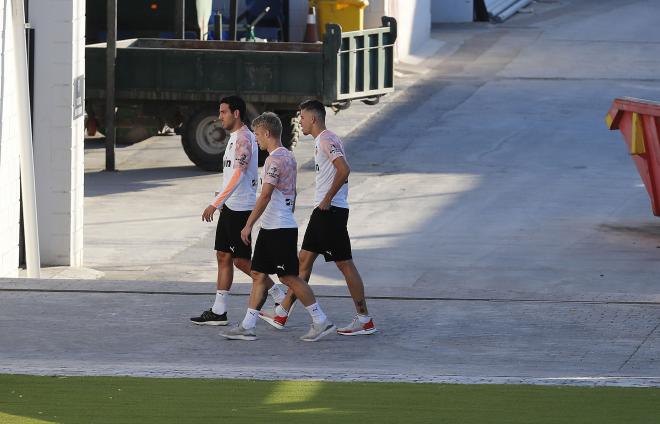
[277,249,318,311]
[247,270,270,310]
[335,259,368,315]
[216,251,234,291]
[298,249,318,283]
[278,274,317,307]
[233,257,276,310]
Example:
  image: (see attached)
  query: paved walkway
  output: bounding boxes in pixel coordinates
[1,278,660,386]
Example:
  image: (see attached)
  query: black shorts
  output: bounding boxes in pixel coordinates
[214,205,252,259]
[251,228,299,277]
[301,206,352,262]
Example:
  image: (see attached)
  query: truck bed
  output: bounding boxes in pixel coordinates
[86,17,397,106]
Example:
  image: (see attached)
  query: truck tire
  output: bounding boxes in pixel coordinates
[279,111,302,149]
[181,107,229,171]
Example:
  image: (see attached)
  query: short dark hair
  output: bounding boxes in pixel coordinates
[220,95,247,122]
[299,99,326,122]
[252,112,282,139]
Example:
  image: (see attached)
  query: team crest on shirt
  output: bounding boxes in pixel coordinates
[267,165,279,179]
[237,153,248,166]
[329,144,341,155]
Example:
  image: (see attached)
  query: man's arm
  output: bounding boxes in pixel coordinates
[318,156,350,210]
[202,170,244,222]
[240,183,274,245]
[201,135,252,222]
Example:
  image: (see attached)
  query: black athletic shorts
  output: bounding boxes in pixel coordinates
[301,206,352,262]
[214,205,252,259]
[251,228,299,277]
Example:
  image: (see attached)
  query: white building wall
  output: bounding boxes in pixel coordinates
[0,0,21,277]
[432,0,474,23]
[29,0,85,266]
[365,0,432,62]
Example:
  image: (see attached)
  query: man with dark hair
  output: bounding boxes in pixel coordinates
[259,99,376,336]
[221,112,335,342]
[191,97,284,326]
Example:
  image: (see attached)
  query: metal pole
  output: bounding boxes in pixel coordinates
[229,0,237,41]
[11,0,40,278]
[283,0,289,42]
[214,11,222,40]
[175,0,185,39]
[105,0,116,171]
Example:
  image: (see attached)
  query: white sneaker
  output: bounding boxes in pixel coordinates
[221,324,256,341]
[300,320,336,342]
[337,316,377,336]
[259,307,288,330]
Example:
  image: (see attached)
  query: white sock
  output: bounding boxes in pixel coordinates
[275,304,289,317]
[357,314,371,324]
[241,308,259,329]
[211,290,229,315]
[268,284,286,304]
[305,302,327,325]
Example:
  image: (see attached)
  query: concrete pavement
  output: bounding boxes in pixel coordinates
[4,0,660,386]
[1,278,660,386]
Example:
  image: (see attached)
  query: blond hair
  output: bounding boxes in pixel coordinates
[252,112,282,139]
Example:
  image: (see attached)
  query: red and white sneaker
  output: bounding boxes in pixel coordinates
[336,316,377,336]
[258,307,288,330]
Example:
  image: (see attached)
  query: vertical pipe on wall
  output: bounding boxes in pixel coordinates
[105,0,116,171]
[175,0,185,39]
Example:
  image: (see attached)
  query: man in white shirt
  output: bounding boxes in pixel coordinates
[191,96,284,326]
[221,112,335,342]
[259,100,376,336]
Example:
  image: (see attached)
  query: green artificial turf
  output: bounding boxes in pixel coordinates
[1,374,659,423]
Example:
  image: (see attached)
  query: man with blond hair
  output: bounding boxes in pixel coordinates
[222,112,335,342]
[259,100,376,336]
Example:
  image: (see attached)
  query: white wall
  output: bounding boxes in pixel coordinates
[365,0,432,62]
[0,0,21,277]
[287,1,434,61]
[432,0,474,23]
[29,0,85,267]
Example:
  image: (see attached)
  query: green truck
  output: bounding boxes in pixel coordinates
[85,17,397,171]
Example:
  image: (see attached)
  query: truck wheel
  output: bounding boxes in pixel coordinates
[279,111,302,150]
[181,107,228,171]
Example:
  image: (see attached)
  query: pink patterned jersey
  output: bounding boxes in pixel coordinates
[314,129,349,209]
[260,147,297,229]
[221,125,258,211]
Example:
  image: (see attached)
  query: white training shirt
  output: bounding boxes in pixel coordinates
[222,125,258,211]
[314,129,349,209]
[260,147,298,229]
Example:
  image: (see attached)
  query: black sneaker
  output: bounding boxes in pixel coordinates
[190,309,228,326]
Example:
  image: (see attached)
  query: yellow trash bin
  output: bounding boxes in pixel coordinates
[311,0,369,38]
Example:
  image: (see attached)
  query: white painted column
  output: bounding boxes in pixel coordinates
[0,0,21,277]
[29,0,85,267]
